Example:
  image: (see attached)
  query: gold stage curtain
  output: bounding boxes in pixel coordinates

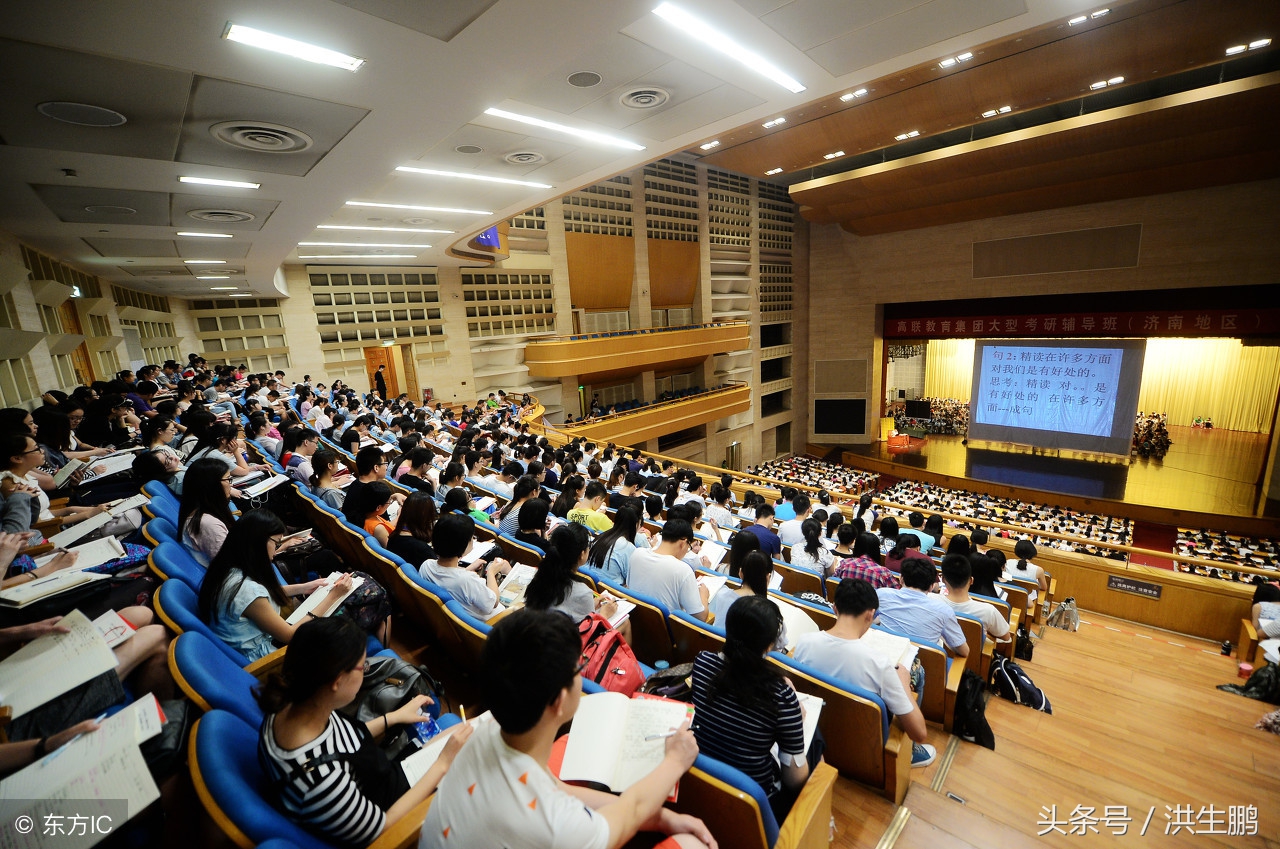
[1137,338,1280,433]
[924,338,975,400]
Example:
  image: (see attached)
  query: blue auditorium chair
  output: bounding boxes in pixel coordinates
[141,516,177,548]
[148,541,205,592]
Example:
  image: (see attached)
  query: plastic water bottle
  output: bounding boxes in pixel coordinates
[654,660,670,671]
[408,713,441,747]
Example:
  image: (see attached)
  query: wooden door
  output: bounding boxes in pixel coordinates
[58,301,94,383]
[362,346,399,398]
[398,345,419,404]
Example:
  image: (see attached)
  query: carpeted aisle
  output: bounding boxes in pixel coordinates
[1129,520,1178,570]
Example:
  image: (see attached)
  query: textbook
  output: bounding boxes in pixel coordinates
[0,694,164,849]
[460,541,498,567]
[473,496,497,513]
[497,563,537,606]
[105,492,150,516]
[695,574,728,598]
[0,610,118,719]
[773,598,820,653]
[89,452,141,479]
[46,511,114,548]
[400,712,493,786]
[697,540,729,569]
[771,691,824,764]
[34,536,125,573]
[0,569,110,609]
[286,573,364,625]
[241,473,290,498]
[860,626,920,670]
[559,692,694,795]
[604,596,636,629]
[52,458,86,488]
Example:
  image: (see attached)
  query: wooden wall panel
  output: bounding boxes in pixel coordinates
[565,232,634,311]
[648,239,699,308]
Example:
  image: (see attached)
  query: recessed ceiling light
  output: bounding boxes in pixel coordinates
[223,23,365,71]
[317,224,454,234]
[765,168,783,175]
[822,151,844,160]
[956,52,973,61]
[840,88,868,102]
[298,242,430,248]
[346,201,490,215]
[1249,38,1271,49]
[1090,80,1108,90]
[762,117,786,129]
[1226,44,1248,55]
[176,231,233,239]
[184,260,226,264]
[998,105,1012,113]
[229,293,254,297]
[699,140,720,150]
[939,57,957,68]
[483,107,645,151]
[652,2,805,93]
[394,166,552,189]
[982,109,998,118]
[894,130,920,141]
[1108,76,1124,85]
[1068,15,1088,25]
[298,254,419,259]
[178,176,260,189]
[1090,8,1109,18]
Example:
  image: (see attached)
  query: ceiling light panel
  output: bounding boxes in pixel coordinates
[224,23,365,71]
[183,260,226,264]
[894,130,920,141]
[482,108,645,151]
[699,140,720,150]
[394,166,552,189]
[346,201,491,215]
[298,242,431,248]
[765,167,783,175]
[1249,39,1271,49]
[762,117,786,129]
[176,231,233,238]
[651,2,805,94]
[298,254,419,259]
[317,224,454,234]
[839,88,868,102]
[823,151,844,160]
[178,176,260,189]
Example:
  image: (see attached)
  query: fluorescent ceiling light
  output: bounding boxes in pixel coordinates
[956,52,973,61]
[1249,39,1271,49]
[299,242,430,248]
[840,88,869,102]
[1225,44,1247,55]
[651,2,805,93]
[178,176,260,190]
[982,109,998,118]
[483,107,645,151]
[229,293,254,297]
[699,140,720,150]
[765,168,783,175]
[1090,80,1108,90]
[1108,76,1124,84]
[1068,15,1088,25]
[298,254,418,259]
[894,130,920,141]
[176,231,233,239]
[394,166,552,189]
[346,201,490,215]
[318,224,455,234]
[939,57,956,68]
[762,117,786,129]
[184,260,226,264]
[998,105,1012,114]
[1090,8,1109,18]
[209,286,238,290]
[823,151,844,160]
[224,23,365,71]
[196,275,232,280]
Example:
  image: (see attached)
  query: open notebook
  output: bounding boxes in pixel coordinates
[559,692,694,796]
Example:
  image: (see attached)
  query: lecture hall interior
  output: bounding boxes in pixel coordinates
[0,0,1278,847]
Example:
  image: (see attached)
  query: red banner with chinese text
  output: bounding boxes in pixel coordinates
[883,309,1279,339]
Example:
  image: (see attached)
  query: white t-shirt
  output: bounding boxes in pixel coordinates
[420,718,609,849]
[1003,561,1045,605]
[627,547,705,615]
[777,518,806,547]
[791,631,916,717]
[419,560,501,620]
[945,596,1010,639]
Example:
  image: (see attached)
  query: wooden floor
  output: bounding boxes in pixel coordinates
[827,611,1280,849]
[842,425,1270,517]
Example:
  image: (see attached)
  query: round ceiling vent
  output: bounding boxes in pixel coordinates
[187,208,256,223]
[620,87,670,109]
[454,144,484,155]
[38,101,128,127]
[504,151,544,165]
[567,71,603,88]
[401,217,436,225]
[210,121,314,153]
[83,205,136,215]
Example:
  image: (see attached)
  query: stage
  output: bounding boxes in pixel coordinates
[839,425,1275,519]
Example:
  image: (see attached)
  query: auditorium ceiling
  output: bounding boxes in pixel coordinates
[0,0,1274,295]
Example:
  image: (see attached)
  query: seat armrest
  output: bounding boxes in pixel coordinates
[1239,619,1259,664]
[244,646,288,679]
[776,762,837,849]
[368,795,433,849]
[20,542,54,557]
[884,723,912,805]
[49,498,70,510]
[943,656,966,732]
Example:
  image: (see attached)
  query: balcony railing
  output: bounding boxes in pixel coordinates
[524,320,750,379]
[554,382,751,446]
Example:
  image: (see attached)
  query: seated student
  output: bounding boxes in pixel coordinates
[875,558,969,658]
[884,533,922,574]
[420,608,712,849]
[568,480,614,533]
[1003,539,1048,607]
[259,616,473,846]
[496,474,541,537]
[283,428,321,486]
[480,460,523,500]
[610,471,645,509]
[586,505,650,584]
[178,457,240,567]
[627,519,710,621]
[387,492,438,566]
[187,423,272,480]
[309,448,347,510]
[877,515,900,555]
[789,517,835,577]
[921,514,947,553]
[524,523,619,625]
[777,494,812,548]
[511,497,553,555]
[940,554,1010,643]
[835,531,901,590]
[692,595,814,820]
[198,510,353,662]
[708,551,787,650]
[774,487,798,522]
[433,461,465,508]
[342,446,404,525]
[442,486,493,526]
[740,503,782,558]
[353,480,397,547]
[396,447,436,495]
[904,512,935,554]
[793,579,935,767]
[418,513,512,621]
[1251,582,1280,639]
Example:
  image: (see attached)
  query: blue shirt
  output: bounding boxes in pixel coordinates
[774,503,796,522]
[874,587,966,651]
[741,523,782,557]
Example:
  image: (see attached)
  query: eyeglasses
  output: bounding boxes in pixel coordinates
[574,655,589,676]
[221,476,233,483]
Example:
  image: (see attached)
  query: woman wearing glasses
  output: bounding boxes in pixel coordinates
[177,458,241,567]
[257,616,473,846]
[0,433,109,527]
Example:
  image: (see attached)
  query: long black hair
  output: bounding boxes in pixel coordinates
[801,517,824,558]
[254,616,366,714]
[588,505,641,570]
[177,457,236,538]
[707,594,784,716]
[197,509,289,621]
[525,523,590,610]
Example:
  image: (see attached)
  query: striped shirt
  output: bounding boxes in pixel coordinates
[691,651,804,798]
[259,713,385,846]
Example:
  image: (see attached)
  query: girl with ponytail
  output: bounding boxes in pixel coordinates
[525,523,620,625]
[789,517,835,577]
[1005,538,1047,605]
[309,448,346,509]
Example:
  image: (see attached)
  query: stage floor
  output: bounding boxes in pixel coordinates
[842,425,1274,518]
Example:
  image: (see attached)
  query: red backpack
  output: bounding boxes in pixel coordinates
[578,613,645,695]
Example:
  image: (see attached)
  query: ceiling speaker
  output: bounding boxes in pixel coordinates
[38,101,128,127]
[567,71,603,88]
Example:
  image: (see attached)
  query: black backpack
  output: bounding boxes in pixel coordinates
[951,669,996,749]
[989,654,1052,713]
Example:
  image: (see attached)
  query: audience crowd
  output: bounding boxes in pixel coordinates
[1133,412,1173,460]
[747,456,879,496]
[891,398,969,436]
[1176,527,1279,583]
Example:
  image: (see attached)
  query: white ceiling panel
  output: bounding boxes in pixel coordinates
[571,60,727,131]
[0,38,191,161]
[626,84,766,140]
[176,76,370,177]
[514,33,671,116]
[32,185,172,226]
[760,0,924,52]
[806,0,1027,77]
[84,238,179,257]
[170,193,281,231]
[326,0,502,42]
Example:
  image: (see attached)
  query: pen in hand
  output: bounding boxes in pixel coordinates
[644,730,679,741]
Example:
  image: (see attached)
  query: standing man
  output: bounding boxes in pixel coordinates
[373,364,387,400]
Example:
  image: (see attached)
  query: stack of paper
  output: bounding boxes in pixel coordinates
[286,573,365,625]
[241,473,289,498]
[33,537,125,573]
[0,611,118,718]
